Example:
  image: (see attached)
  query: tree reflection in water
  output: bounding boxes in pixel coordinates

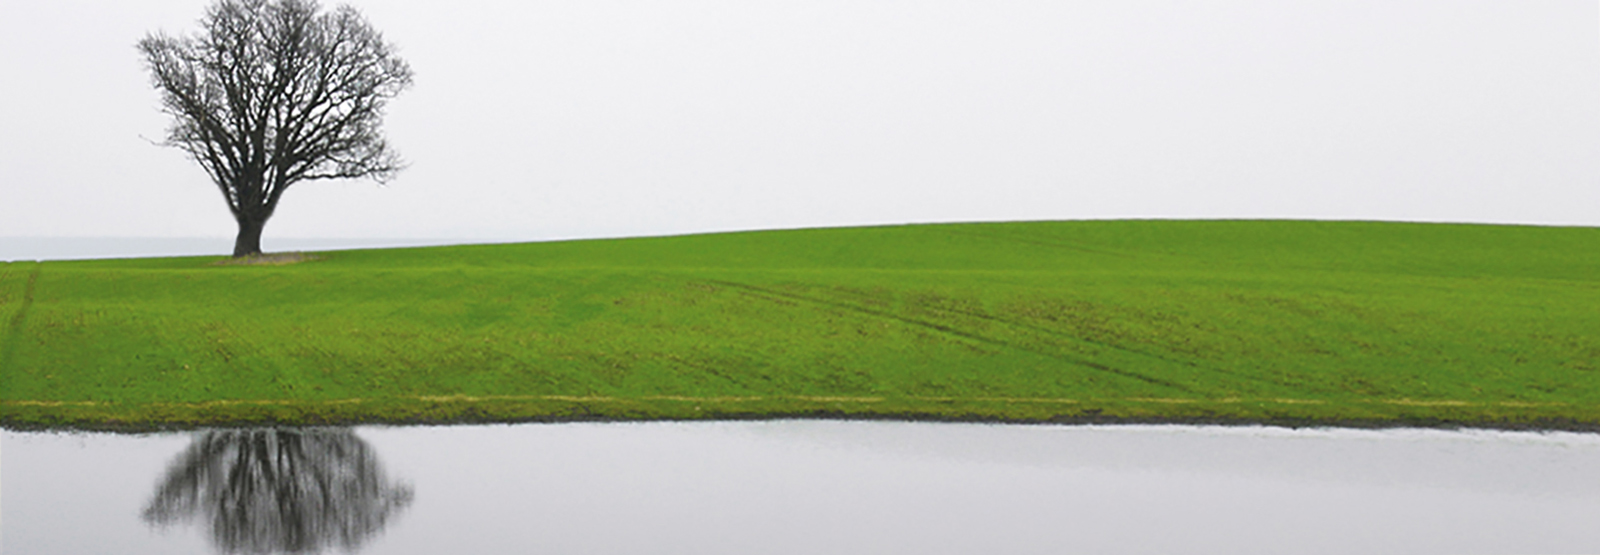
[143,428,413,554]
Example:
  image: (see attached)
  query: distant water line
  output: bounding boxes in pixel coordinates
[0,237,495,262]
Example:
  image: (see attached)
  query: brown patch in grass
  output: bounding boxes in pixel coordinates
[1381,398,1473,407]
[3,400,100,407]
[210,252,323,266]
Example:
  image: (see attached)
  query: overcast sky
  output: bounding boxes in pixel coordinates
[1,0,1596,244]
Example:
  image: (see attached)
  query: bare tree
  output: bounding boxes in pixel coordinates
[139,0,412,257]
[144,428,413,554]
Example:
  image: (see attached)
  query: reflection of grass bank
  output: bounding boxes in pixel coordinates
[3,220,1599,430]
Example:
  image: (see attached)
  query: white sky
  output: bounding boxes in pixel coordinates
[1,0,1596,242]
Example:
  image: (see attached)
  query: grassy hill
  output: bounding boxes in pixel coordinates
[3,220,1598,430]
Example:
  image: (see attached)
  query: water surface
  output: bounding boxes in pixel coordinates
[6,421,1600,554]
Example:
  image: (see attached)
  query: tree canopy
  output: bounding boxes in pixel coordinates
[139,0,412,257]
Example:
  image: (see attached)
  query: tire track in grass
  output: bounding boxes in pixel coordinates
[894,293,1296,392]
[705,279,1194,393]
[1,263,42,379]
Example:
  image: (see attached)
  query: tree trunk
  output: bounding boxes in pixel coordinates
[233,216,266,258]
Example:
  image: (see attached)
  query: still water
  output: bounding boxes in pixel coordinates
[6,421,1600,554]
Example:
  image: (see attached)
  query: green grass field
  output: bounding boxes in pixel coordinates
[3,220,1598,430]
